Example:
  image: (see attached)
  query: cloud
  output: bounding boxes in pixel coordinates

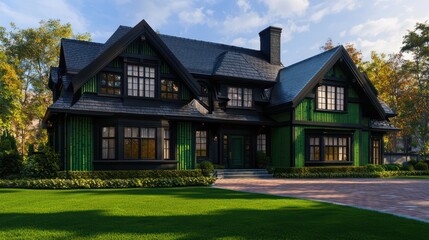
[0,0,88,33]
[237,0,251,12]
[179,7,207,25]
[349,18,398,37]
[222,11,268,35]
[309,0,359,23]
[262,0,309,18]
[231,37,260,49]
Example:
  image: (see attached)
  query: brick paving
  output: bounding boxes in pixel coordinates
[213,178,429,223]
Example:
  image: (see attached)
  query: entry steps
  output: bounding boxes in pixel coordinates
[215,169,273,179]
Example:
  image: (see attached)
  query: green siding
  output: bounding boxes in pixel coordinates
[181,86,191,101]
[270,112,291,122]
[349,87,359,98]
[161,61,171,74]
[176,122,194,170]
[108,57,123,69]
[295,99,360,124]
[353,131,360,166]
[68,116,93,171]
[360,131,369,165]
[325,64,347,79]
[271,126,291,167]
[125,39,157,56]
[294,126,305,167]
[81,76,97,94]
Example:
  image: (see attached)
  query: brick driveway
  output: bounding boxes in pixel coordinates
[213,178,429,223]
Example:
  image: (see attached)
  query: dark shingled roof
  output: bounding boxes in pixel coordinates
[370,120,400,131]
[48,94,271,124]
[270,46,341,106]
[61,39,103,73]
[378,99,396,116]
[60,24,281,83]
[160,34,282,82]
[48,67,59,90]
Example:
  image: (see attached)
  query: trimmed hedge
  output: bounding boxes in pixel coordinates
[0,177,216,189]
[274,170,429,178]
[57,170,203,179]
[273,165,384,175]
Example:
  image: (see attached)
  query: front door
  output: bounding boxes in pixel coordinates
[229,135,244,168]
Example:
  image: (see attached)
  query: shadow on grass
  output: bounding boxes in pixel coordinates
[0,204,427,239]
[48,187,286,200]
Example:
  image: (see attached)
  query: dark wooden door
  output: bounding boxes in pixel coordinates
[229,135,244,168]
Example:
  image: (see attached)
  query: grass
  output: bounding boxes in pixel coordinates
[0,187,427,240]
[391,175,429,180]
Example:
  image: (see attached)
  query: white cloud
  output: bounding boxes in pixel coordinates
[349,18,398,37]
[0,0,88,33]
[262,0,309,18]
[231,37,260,49]
[222,11,268,35]
[309,0,359,23]
[179,7,207,25]
[277,21,309,42]
[237,0,251,12]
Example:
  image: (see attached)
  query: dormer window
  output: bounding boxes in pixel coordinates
[317,85,344,111]
[227,87,252,107]
[127,65,156,98]
[100,73,122,95]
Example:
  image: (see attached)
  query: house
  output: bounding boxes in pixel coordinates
[44,19,397,171]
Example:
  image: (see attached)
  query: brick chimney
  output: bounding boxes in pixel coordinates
[259,26,282,65]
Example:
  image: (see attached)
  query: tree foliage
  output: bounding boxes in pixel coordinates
[401,22,429,156]
[321,38,363,66]
[0,19,90,155]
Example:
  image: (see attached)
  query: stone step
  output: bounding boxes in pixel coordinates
[215,169,272,179]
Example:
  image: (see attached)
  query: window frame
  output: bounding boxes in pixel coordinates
[160,78,180,100]
[99,72,122,96]
[371,137,382,165]
[305,132,353,165]
[256,133,267,154]
[227,87,253,108]
[101,127,116,160]
[126,64,157,98]
[122,126,157,160]
[316,84,346,112]
[195,130,208,160]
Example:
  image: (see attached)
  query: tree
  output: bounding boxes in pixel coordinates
[0,19,91,155]
[0,50,22,132]
[321,38,363,66]
[361,52,416,152]
[401,22,429,157]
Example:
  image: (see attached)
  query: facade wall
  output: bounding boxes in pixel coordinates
[67,116,94,171]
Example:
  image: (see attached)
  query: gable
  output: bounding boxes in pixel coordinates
[269,46,386,120]
[71,19,201,97]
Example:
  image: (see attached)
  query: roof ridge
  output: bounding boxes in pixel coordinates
[283,46,342,70]
[160,34,262,56]
[62,38,103,46]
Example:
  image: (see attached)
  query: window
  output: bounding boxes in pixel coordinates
[101,127,115,159]
[257,134,267,153]
[372,138,381,165]
[196,130,207,159]
[227,87,252,107]
[127,65,156,98]
[100,73,121,95]
[123,127,156,160]
[163,129,170,160]
[307,134,351,162]
[161,79,180,100]
[317,85,344,111]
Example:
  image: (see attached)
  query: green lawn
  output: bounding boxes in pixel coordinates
[0,187,427,240]
[391,175,429,180]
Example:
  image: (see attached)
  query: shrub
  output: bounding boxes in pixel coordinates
[256,151,270,169]
[273,166,383,175]
[406,164,415,171]
[0,131,22,177]
[0,177,216,189]
[57,170,203,179]
[414,161,429,171]
[381,164,402,171]
[198,161,214,177]
[365,164,385,172]
[22,146,60,178]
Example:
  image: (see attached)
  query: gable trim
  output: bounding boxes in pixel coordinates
[71,19,201,97]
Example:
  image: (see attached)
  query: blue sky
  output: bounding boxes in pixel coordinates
[0,0,428,65]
